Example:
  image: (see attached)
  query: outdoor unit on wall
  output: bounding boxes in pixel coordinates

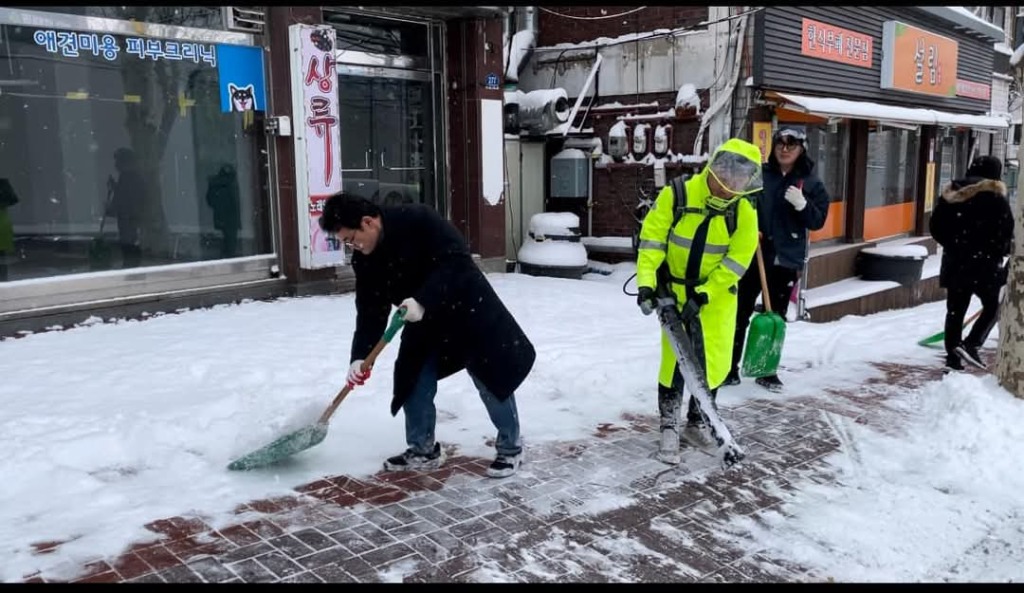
[549,148,590,199]
[222,7,266,34]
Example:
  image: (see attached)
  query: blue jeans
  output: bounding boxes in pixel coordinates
[403,355,522,457]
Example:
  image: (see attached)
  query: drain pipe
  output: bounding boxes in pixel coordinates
[693,9,749,155]
[505,7,538,84]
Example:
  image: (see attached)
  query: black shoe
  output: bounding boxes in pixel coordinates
[722,369,741,387]
[486,452,522,478]
[955,343,986,370]
[945,354,964,371]
[755,375,783,392]
[383,442,446,472]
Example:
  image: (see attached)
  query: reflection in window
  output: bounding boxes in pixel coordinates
[865,126,920,209]
[0,19,271,282]
[24,7,226,30]
[803,123,848,203]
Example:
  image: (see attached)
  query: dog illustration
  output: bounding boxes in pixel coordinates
[228,83,256,112]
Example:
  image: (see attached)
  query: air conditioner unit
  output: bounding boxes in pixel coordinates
[222,7,266,34]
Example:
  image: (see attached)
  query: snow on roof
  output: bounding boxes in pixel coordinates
[776,92,1010,129]
[533,25,701,54]
[591,101,659,111]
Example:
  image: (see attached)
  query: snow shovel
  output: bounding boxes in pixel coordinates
[741,242,787,378]
[917,308,983,348]
[227,308,407,471]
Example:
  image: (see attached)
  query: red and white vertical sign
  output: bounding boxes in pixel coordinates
[289,24,345,269]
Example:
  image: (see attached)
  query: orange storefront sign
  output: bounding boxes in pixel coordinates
[880,20,958,97]
[752,121,772,163]
[800,18,873,68]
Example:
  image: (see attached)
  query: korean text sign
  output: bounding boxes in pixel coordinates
[881,21,958,97]
[289,24,345,269]
[800,18,873,68]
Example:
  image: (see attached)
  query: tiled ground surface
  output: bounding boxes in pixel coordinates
[20,357,984,583]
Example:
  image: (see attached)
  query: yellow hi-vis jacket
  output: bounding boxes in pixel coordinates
[636,139,760,390]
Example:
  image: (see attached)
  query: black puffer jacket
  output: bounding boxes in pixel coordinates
[756,148,831,270]
[929,177,1013,291]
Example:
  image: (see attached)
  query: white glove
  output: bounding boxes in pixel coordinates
[784,185,807,211]
[400,297,425,323]
[347,360,370,387]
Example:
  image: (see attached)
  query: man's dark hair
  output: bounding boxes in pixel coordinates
[318,192,381,233]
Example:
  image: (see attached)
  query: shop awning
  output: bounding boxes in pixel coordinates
[770,91,1010,131]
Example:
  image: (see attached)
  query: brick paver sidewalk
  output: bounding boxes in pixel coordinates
[21,358,973,583]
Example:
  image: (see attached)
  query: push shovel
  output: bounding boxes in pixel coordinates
[740,242,787,378]
[227,308,406,471]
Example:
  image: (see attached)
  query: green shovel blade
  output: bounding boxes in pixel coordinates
[227,422,329,471]
[741,311,787,379]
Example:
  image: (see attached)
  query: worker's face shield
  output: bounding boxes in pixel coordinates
[707,150,763,198]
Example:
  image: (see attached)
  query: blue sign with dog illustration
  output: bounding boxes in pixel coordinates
[216,44,267,113]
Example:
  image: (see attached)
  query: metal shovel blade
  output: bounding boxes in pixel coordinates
[227,422,329,471]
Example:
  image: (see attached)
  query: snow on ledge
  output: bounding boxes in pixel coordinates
[860,245,929,259]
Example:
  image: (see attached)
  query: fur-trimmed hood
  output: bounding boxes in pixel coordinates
[940,178,1007,204]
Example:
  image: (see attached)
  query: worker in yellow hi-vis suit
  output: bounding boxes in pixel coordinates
[635,138,762,465]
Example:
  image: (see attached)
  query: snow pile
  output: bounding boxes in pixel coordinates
[861,245,929,259]
[520,212,587,268]
[1011,43,1024,68]
[529,212,580,238]
[675,83,701,113]
[727,372,1024,582]
[518,240,588,267]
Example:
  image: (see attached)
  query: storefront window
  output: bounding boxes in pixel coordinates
[864,125,920,240]
[0,12,271,282]
[804,122,848,242]
[25,7,227,30]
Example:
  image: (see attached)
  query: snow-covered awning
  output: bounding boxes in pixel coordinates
[771,92,1009,131]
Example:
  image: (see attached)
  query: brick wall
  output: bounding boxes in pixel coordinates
[545,89,709,239]
[536,6,709,47]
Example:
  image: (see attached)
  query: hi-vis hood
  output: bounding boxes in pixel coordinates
[692,138,764,186]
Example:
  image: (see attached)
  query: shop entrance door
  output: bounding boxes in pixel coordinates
[337,65,438,210]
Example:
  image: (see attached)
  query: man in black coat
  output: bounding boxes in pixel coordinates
[929,155,1013,371]
[319,193,536,478]
[728,126,830,391]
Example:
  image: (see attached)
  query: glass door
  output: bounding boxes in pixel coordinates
[337,66,436,209]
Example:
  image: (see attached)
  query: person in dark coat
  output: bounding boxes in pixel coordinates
[318,192,536,478]
[728,126,830,391]
[110,148,147,268]
[929,155,1013,371]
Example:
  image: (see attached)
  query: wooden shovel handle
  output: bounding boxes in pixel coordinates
[317,310,406,424]
[755,241,772,313]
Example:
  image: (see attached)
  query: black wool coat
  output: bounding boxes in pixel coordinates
[929,177,1014,291]
[756,150,831,270]
[350,204,536,416]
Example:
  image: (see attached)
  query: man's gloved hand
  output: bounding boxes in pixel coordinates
[399,297,425,323]
[784,185,807,211]
[347,360,370,387]
[681,291,708,325]
[637,286,656,315]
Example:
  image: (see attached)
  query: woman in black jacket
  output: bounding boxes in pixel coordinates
[929,155,1013,370]
[728,127,830,391]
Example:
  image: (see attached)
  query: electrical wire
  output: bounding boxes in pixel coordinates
[539,6,648,21]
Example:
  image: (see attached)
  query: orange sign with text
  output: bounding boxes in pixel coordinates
[881,20,958,97]
[800,18,873,68]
